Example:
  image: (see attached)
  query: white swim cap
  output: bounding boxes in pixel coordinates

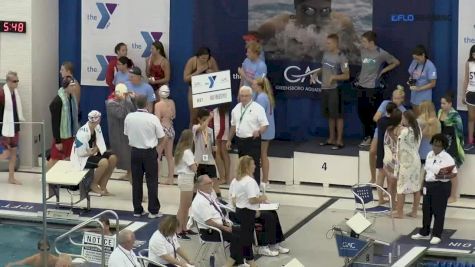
[88,110,102,123]
[159,85,170,98]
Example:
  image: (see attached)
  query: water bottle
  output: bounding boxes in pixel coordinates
[209,255,215,267]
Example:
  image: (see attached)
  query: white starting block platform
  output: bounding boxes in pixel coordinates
[46,160,92,211]
[158,138,475,195]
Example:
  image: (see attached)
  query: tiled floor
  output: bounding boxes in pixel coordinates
[1,169,475,266]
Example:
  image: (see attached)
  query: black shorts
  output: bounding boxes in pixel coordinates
[85,151,113,169]
[197,164,218,178]
[321,88,343,118]
[466,91,475,107]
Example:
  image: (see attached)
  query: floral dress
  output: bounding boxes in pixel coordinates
[383,129,398,180]
[395,127,422,194]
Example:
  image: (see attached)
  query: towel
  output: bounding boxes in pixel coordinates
[58,87,79,139]
[70,123,107,170]
[2,84,25,137]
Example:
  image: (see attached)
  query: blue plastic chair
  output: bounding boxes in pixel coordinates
[351,183,394,230]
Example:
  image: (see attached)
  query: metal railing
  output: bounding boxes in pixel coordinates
[53,210,120,266]
[0,121,47,266]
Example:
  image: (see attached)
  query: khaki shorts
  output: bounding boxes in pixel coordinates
[177,173,195,192]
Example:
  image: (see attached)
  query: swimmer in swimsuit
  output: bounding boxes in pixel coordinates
[154,85,176,184]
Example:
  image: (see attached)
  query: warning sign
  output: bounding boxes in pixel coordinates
[81,232,116,264]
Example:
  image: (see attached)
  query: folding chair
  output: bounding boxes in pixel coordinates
[137,249,166,267]
[189,216,228,267]
[351,183,395,230]
[217,202,259,254]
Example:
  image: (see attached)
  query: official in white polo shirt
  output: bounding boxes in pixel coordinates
[124,94,165,218]
[411,133,457,245]
[227,86,269,185]
[108,230,140,266]
[190,175,244,267]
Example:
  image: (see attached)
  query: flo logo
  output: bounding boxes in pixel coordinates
[94,55,116,81]
[208,76,217,88]
[95,2,117,29]
[139,31,163,57]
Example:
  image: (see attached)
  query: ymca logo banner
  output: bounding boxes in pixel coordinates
[81,0,170,86]
[457,0,475,111]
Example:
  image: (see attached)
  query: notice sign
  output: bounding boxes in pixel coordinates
[81,232,116,264]
[191,70,232,108]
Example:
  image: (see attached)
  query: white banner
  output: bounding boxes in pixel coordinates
[191,70,232,108]
[81,0,170,86]
[81,232,116,264]
[457,0,475,110]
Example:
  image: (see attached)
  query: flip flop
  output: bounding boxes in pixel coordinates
[319,141,335,146]
[331,144,345,150]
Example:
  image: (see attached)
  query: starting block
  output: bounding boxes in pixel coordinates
[46,160,92,211]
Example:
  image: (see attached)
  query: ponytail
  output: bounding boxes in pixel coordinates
[256,77,275,109]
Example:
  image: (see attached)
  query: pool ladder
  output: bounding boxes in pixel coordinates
[53,210,120,266]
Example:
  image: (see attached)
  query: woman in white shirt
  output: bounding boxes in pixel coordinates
[230,167,289,257]
[174,129,197,240]
[148,215,193,267]
[411,134,457,245]
[229,156,266,267]
[463,45,475,151]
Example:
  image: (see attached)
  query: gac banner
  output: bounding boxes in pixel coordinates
[81,0,170,86]
[457,0,475,111]
[249,0,373,97]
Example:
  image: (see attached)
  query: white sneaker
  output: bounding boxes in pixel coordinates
[148,212,164,219]
[411,233,430,240]
[258,246,279,257]
[359,136,372,147]
[430,237,441,245]
[276,245,290,254]
[133,211,147,217]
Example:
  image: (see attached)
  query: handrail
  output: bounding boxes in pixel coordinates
[53,210,120,266]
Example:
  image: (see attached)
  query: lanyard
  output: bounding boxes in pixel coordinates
[201,128,209,148]
[165,237,177,259]
[199,191,226,225]
[411,60,427,79]
[239,102,252,123]
[119,247,138,266]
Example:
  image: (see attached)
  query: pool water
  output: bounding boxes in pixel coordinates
[0,223,82,265]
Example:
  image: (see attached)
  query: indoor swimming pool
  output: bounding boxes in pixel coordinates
[0,222,82,265]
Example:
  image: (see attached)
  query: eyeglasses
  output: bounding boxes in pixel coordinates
[9,80,19,83]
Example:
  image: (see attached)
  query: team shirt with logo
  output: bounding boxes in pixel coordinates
[358,47,397,89]
[321,51,349,90]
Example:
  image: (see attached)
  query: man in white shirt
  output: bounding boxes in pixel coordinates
[124,94,165,218]
[226,86,269,185]
[108,230,140,266]
[412,134,457,245]
[191,175,246,267]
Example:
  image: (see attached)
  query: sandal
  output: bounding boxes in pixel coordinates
[319,141,335,146]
